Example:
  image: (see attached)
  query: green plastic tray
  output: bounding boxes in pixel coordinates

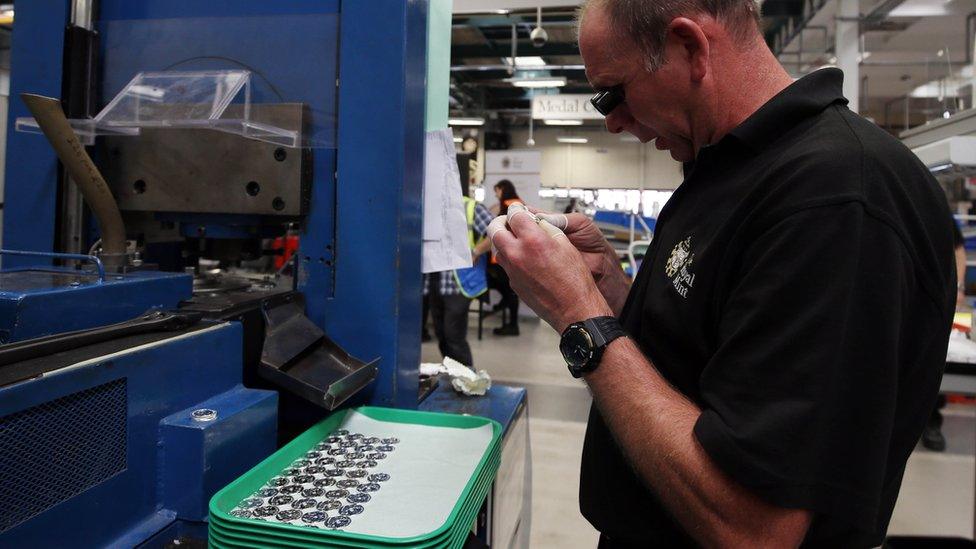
[210,449,500,549]
[210,406,502,547]
[210,446,499,549]
[210,451,499,549]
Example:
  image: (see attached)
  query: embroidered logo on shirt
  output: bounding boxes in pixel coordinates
[665,236,696,298]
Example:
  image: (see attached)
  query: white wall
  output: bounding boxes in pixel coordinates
[509,127,683,190]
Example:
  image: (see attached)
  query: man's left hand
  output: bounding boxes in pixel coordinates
[490,207,614,332]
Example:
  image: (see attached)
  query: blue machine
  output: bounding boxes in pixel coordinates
[0,1,528,547]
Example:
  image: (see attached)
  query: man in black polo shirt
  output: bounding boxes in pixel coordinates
[488,0,956,546]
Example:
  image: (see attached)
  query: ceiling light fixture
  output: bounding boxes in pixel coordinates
[509,77,567,88]
[503,56,547,68]
[448,117,485,126]
[544,119,584,126]
[557,137,588,144]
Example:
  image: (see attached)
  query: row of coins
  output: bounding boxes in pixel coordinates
[230,430,398,530]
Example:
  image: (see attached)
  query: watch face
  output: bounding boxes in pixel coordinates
[560,326,594,368]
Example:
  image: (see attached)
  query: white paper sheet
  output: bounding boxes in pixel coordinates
[337,410,493,538]
[422,128,472,274]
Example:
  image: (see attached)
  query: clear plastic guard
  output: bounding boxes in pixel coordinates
[16,70,312,148]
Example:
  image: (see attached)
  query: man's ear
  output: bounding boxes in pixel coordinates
[666,17,709,83]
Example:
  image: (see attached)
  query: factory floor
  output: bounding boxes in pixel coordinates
[421,316,976,547]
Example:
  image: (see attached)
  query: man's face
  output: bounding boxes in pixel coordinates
[579,8,696,162]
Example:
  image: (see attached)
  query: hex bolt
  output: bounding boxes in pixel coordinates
[191,409,218,422]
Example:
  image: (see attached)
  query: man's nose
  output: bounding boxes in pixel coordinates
[604,104,633,134]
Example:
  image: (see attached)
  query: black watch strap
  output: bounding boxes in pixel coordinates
[582,316,625,348]
[563,316,625,378]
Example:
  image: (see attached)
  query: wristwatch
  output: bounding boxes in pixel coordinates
[559,316,625,378]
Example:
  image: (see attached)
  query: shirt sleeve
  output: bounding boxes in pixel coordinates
[692,200,943,529]
[474,203,493,236]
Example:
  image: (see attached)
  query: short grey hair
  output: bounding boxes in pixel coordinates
[579,0,762,71]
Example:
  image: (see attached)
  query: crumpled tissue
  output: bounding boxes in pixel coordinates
[419,357,492,396]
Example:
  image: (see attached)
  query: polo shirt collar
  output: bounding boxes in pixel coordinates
[726,67,848,152]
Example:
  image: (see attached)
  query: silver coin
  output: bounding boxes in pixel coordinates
[377,445,395,452]
[238,498,263,509]
[268,476,289,487]
[337,479,360,489]
[326,515,352,529]
[325,489,349,499]
[359,444,375,452]
[302,511,329,524]
[367,452,387,461]
[313,478,337,488]
[269,495,294,506]
[302,487,325,498]
[357,460,378,469]
[256,487,279,498]
[369,473,390,482]
[292,498,317,510]
[327,435,343,443]
[293,474,315,484]
[347,492,371,504]
[304,465,326,475]
[358,482,381,493]
[324,469,345,477]
[279,484,303,495]
[327,448,346,456]
[345,452,366,460]
[317,499,342,511]
[340,440,358,449]
[230,509,252,518]
[315,457,336,466]
[382,437,400,445]
[340,504,364,516]
[347,433,364,440]
[337,460,356,468]
[252,505,278,518]
[305,451,322,459]
[281,468,301,477]
[276,509,303,521]
[363,437,380,444]
[292,459,312,468]
[346,469,369,478]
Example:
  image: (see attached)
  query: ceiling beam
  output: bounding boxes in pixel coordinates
[452,42,580,59]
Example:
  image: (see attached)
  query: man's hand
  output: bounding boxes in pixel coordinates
[532,209,632,316]
[490,207,614,332]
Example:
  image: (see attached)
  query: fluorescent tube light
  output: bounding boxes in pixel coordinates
[510,77,567,88]
[544,119,584,126]
[557,137,588,144]
[453,137,463,143]
[449,117,485,126]
[504,56,547,68]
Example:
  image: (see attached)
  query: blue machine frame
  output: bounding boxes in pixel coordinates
[1,2,532,546]
[3,0,427,409]
[0,322,278,547]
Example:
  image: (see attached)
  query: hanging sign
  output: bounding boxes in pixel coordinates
[531,94,603,120]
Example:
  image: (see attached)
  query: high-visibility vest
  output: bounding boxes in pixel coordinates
[453,197,488,298]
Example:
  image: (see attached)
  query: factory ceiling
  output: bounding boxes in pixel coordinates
[449,3,808,121]
[450,1,976,134]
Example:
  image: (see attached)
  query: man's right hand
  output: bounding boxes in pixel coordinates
[534,210,632,316]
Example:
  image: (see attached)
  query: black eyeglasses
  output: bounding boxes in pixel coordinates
[590,85,625,116]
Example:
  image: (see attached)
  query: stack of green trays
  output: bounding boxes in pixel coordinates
[209,406,503,549]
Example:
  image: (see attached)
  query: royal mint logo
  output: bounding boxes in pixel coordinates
[665,236,696,299]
